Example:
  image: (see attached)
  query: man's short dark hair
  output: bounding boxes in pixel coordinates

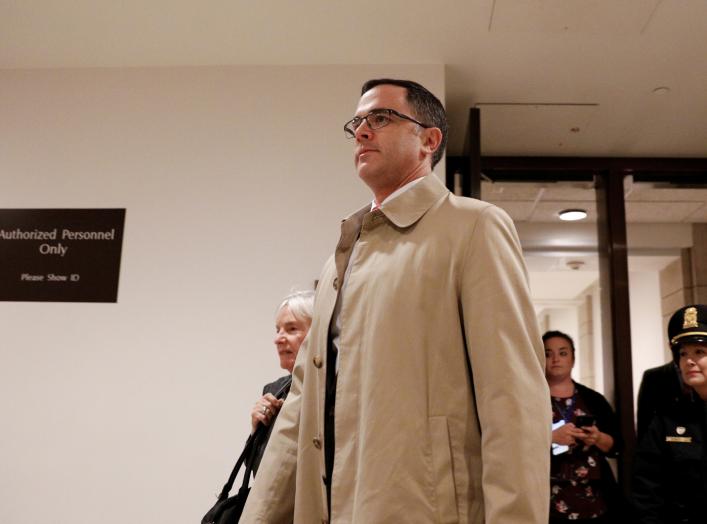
[542,330,576,357]
[361,78,448,169]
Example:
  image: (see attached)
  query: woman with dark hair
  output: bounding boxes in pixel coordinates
[631,304,707,523]
[544,330,622,523]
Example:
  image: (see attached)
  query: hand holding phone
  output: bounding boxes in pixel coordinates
[575,415,596,428]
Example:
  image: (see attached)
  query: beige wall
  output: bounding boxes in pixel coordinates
[577,292,595,388]
[689,224,707,303]
[630,268,667,409]
[0,65,445,524]
[660,251,694,359]
[658,223,707,354]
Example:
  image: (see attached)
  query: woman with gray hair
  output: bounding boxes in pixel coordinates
[248,290,314,474]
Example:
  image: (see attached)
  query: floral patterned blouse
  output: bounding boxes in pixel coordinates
[550,389,609,520]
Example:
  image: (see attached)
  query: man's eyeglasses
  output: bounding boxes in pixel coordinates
[344,108,431,139]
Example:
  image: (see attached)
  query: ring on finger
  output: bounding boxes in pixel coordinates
[261,406,268,415]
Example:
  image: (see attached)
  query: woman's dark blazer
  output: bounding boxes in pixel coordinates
[247,374,292,475]
[573,382,625,517]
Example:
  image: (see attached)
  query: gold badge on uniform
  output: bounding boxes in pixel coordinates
[667,426,691,442]
[666,436,692,443]
[683,307,699,329]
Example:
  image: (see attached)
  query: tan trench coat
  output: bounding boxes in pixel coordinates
[241,174,551,523]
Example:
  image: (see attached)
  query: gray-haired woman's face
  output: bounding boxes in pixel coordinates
[273,306,311,373]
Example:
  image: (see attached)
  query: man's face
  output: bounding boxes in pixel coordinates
[352,85,429,199]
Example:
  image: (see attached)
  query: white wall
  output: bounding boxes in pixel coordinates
[0,65,444,524]
[590,282,605,395]
[628,270,667,412]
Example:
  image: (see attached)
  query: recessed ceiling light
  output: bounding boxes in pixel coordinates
[558,209,588,221]
[566,260,585,271]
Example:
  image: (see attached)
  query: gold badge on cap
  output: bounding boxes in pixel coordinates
[683,307,699,329]
[677,426,686,435]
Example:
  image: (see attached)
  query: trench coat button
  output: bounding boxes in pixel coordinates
[312,437,322,449]
[332,277,338,291]
[313,355,323,368]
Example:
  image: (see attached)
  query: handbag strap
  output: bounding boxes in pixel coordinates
[216,376,293,501]
[216,428,260,501]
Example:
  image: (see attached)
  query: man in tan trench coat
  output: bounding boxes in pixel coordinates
[241,79,551,523]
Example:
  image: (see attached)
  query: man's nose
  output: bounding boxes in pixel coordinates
[355,120,373,141]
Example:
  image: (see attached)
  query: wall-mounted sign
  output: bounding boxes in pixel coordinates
[0,209,125,302]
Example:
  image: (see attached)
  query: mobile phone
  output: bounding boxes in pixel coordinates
[575,415,596,427]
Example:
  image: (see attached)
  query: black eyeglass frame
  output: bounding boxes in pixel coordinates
[344,108,431,138]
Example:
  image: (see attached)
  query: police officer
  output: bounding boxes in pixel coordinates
[631,304,707,524]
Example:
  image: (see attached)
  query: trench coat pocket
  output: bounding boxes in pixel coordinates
[429,416,459,523]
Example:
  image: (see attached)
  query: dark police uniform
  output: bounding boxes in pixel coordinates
[632,397,707,523]
[636,362,687,442]
[631,304,707,523]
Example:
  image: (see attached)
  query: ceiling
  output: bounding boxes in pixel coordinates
[482,180,707,222]
[2,0,707,158]
[485,178,702,302]
[3,1,704,306]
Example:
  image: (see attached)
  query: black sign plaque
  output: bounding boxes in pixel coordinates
[0,209,125,302]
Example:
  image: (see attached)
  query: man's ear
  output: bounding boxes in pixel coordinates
[420,127,443,156]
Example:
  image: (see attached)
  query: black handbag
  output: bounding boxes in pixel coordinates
[201,427,260,524]
[202,378,292,524]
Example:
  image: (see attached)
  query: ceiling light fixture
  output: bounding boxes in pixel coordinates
[566,260,585,271]
[558,209,588,221]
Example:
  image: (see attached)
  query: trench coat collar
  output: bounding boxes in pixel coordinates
[339,173,449,235]
[378,173,449,228]
[334,174,449,288]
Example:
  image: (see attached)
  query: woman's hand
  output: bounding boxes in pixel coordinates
[577,423,614,453]
[578,423,599,446]
[250,393,284,433]
[552,422,586,446]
